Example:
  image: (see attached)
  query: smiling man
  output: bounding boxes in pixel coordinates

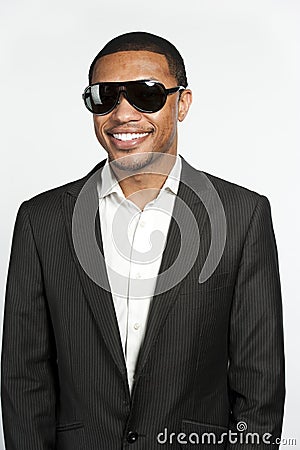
[1,32,285,449]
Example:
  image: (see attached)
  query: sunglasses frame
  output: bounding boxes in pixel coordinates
[82,79,186,115]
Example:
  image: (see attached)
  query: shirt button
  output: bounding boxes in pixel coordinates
[139,220,145,227]
[135,273,141,279]
[127,431,138,443]
[133,323,140,330]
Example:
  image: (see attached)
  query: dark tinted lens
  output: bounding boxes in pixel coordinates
[85,84,118,114]
[127,82,166,112]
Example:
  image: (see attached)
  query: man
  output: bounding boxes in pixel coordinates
[1,32,285,449]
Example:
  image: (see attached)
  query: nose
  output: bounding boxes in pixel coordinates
[111,92,142,122]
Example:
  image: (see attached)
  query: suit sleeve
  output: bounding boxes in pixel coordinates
[227,195,285,448]
[1,202,58,449]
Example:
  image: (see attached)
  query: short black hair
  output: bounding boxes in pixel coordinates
[88,31,188,87]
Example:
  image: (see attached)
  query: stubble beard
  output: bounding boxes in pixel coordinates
[108,150,161,174]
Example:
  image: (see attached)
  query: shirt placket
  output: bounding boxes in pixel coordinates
[126,206,154,389]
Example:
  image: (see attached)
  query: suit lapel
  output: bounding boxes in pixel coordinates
[61,160,127,378]
[60,156,211,387]
[133,158,210,383]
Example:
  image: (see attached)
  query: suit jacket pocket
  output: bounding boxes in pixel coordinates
[180,419,228,449]
[56,421,85,450]
[180,271,235,295]
[56,421,84,432]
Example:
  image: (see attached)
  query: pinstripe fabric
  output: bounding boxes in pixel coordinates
[1,155,285,449]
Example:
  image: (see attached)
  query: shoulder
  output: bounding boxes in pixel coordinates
[181,157,272,235]
[202,169,272,222]
[202,170,262,202]
[18,160,105,217]
[181,156,265,209]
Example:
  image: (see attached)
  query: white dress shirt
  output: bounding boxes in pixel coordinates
[97,155,182,393]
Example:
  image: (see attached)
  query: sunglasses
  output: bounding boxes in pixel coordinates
[82,79,185,115]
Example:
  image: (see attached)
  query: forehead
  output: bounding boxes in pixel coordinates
[92,50,176,84]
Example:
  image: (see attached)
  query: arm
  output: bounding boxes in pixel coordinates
[228,195,285,448]
[1,202,58,449]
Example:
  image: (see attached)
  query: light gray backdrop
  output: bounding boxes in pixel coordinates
[0,0,299,448]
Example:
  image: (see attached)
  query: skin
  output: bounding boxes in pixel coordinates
[91,50,192,209]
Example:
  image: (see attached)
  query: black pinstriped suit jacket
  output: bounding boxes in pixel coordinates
[1,155,285,449]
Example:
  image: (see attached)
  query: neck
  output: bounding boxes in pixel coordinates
[111,152,178,209]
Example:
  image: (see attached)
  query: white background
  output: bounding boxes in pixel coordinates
[0,0,299,448]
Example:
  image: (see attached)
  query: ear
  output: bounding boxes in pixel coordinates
[178,89,192,122]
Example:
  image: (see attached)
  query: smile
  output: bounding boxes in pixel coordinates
[112,132,150,141]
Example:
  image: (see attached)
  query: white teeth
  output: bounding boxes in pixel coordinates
[112,132,149,141]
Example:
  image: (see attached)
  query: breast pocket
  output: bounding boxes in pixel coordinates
[179,271,235,296]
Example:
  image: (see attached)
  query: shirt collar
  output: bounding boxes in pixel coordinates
[98,154,182,200]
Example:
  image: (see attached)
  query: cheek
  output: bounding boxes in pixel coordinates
[93,118,101,132]
[160,110,178,139]
[152,103,178,135]
[163,101,178,131]
[93,119,106,141]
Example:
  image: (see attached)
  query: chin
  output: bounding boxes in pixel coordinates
[109,150,156,172]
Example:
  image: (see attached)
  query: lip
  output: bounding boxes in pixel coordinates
[107,131,152,150]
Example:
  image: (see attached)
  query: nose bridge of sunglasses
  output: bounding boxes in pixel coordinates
[115,86,136,109]
[116,85,126,105]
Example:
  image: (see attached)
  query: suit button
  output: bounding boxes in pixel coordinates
[127,431,138,443]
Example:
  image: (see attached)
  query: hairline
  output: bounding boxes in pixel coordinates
[90,50,180,85]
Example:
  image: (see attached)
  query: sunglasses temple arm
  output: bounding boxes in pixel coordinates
[166,86,186,94]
